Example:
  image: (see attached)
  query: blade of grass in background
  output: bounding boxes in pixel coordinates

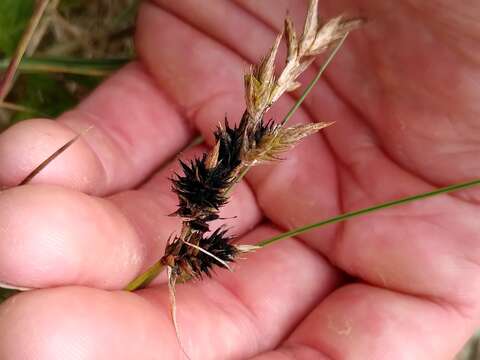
[0,0,138,127]
[0,57,130,76]
[0,0,51,102]
[9,74,76,122]
[258,179,480,247]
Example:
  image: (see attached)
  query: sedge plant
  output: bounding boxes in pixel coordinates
[1,0,480,358]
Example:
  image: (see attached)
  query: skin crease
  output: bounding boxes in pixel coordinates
[0,0,478,358]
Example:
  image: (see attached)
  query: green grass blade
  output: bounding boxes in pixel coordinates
[258,179,480,247]
[0,57,131,76]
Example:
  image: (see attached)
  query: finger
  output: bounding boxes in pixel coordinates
[137,2,342,243]
[0,63,193,195]
[252,284,476,360]
[0,226,341,360]
[0,146,260,289]
[317,0,480,189]
[0,184,141,289]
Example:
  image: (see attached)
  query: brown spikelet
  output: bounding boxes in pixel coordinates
[299,0,319,56]
[284,17,298,63]
[246,0,364,116]
[242,121,334,164]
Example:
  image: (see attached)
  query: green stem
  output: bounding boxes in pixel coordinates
[126,178,480,291]
[0,57,130,76]
[281,32,349,126]
[124,261,166,292]
[257,179,480,247]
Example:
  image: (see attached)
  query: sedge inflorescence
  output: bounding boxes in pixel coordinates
[158,0,363,284]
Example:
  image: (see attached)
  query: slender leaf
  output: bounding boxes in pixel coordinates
[258,179,480,247]
[0,57,130,76]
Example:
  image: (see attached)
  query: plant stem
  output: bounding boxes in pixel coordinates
[124,261,165,292]
[126,178,480,291]
[0,0,51,102]
[0,57,130,76]
[258,178,480,247]
[282,32,349,126]
[0,101,39,114]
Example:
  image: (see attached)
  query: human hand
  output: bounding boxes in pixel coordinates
[0,0,478,358]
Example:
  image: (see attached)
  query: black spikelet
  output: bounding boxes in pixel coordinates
[197,228,238,276]
[172,156,230,210]
[161,228,238,280]
[171,154,232,231]
[213,116,246,173]
[173,116,249,233]
[168,114,276,278]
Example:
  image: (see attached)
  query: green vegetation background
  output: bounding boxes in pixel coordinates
[0,0,136,125]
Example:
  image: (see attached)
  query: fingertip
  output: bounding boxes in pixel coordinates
[0,287,169,360]
[0,118,107,194]
[0,185,143,289]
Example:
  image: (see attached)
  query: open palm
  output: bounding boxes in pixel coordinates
[0,0,478,358]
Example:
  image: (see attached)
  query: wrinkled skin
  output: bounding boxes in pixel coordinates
[0,0,479,359]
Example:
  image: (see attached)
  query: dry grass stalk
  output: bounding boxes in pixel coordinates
[19,133,81,186]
